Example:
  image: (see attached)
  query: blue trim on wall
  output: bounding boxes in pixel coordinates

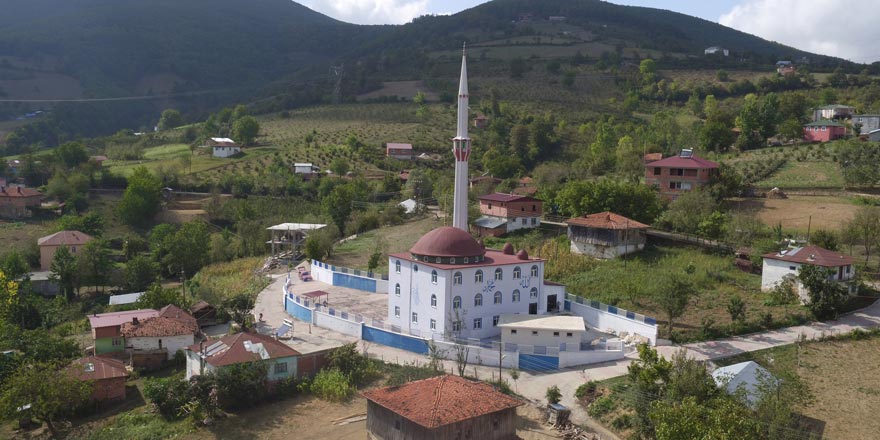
[285,296,312,323]
[519,353,559,371]
[362,326,428,354]
[333,272,377,292]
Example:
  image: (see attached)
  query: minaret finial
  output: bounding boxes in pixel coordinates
[462,42,467,56]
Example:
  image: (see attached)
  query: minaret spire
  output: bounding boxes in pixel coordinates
[452,43,471,232]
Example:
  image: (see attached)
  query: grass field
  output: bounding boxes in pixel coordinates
[727,195,859,232]
[725,143,844,190]
[190,257,272,306]
[757,160,844,189]
[329,216,444,271]
[717,333,880,440]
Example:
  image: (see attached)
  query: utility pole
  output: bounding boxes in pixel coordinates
[498,340,503,380]
[180,269,186,304]
[806,216,812,244]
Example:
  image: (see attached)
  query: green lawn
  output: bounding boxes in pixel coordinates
[756,160,844,189]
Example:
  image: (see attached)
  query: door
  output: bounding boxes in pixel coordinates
[528,303,538,315]
[547,295,557,313]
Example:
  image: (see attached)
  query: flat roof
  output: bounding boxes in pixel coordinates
[497,314,585,331]
[108,292,145,305]
[266,223,327,231]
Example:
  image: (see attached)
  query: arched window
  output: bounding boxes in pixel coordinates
[413,264,419,272]
[431,294,437,308]
[494,268,503,281]
[513,267,521,279]
[494,291,502,304]
[395,283,401,296]
[395,260,401,274]
[453,272,462,285]
[474,293,483,307]
[512,289,521,302]
[530,287,538,298]
[453,296,462,309]
[531,265,539,277]
[475,270,483,283]
[431,270,438,284]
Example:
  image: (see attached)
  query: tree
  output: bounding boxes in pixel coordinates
[0,363,92,437]
[223,293,254,330]
[77,240,113,293]
[657,190,718,233]
[777,118,804,142]
[54,142,89,169]
[158,109,184,130]
[323,184,355,232]
[716,69,730,82]
[56,212,105,237]
[615,135,643,182]
[639,59,657,84]
[650,396,761,440]
[49,246,79,300]
[330,158,350,176]
[845,206,880,266]
[798,264,848,320]
[655,273,695,338]
[509,368,520,392]
[555,179,661,224]
[118,166,163,227]
[1,250,29,280]
[545,385,562,405]
[160,221,210,277]
[304,229,335,261]
[810,229,838,251]
[627,344,672,436]
[232,115,260,146]
[0,270,20,321]
[135,283,185,310]
[124,255,160,292]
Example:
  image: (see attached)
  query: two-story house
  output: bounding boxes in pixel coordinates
[852,114,880,135]
[473,193,542,237]
[38,230,94,270]
[0,185,42,219]
[644,150,718,199]
[813,104,855,121]
[761,245,857,303]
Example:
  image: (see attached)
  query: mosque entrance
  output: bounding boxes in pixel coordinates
[528,303,538,314]
[546,295,558,313]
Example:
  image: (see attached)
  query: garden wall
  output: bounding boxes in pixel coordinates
[566,295,658,345]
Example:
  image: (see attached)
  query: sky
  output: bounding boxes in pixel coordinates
[296,0,880,63]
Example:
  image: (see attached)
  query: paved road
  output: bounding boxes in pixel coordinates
[254,271,880,438]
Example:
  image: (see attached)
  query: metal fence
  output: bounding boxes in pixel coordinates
[311,260,389,280]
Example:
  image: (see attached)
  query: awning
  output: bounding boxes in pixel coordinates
[473,216,507,229]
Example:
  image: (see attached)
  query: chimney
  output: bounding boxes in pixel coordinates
[132,317,139,325]
[16,187,21,194]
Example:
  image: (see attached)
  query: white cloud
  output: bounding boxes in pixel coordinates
[719,0,880,63]
[300,0,430,25]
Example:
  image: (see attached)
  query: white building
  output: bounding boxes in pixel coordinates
[498,314,586,348]
[120,316,197,360]
[761,245,857,302]
[294,163,320,175]
[704,46,729,56]
[208,137,240,158]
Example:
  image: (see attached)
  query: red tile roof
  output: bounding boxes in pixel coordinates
[68,356,128,381]
[88,309,160,329]
[187,332,301,367]
[362,375,522,429]
[566,212,649,230]
[189,300,214,314]
[386,143,413,150]
[643,153,663,163]
[649,154,718,169]
[762,246,854,267]
[410,226,485,258]
[159,304,199,332]
[38,230,94,247]
[121,316,196,338]
[478,193,541,203]
[0,185,42,198]
[390,248,545,270]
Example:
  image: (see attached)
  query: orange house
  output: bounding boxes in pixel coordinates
[0,185,41,219]
[644,150,718,199]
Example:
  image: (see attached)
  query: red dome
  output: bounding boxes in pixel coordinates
[502,243,515,255]
[517,249,529,260]
[410,227,485,258]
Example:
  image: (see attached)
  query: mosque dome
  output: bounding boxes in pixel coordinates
[410,227,485,262]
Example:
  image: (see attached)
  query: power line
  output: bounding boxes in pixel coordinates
[0,88,233,103]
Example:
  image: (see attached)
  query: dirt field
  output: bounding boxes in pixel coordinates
[728,195,859,232]
[331,216,444,270]
[0,220,52,252]
[795,337,880,440]
[186,393,564,440]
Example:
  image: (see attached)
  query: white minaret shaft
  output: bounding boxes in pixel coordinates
[452,43,470,231]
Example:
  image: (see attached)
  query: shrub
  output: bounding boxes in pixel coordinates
[488,379,513,395]
[143,376,191,419]
[727,296,747,322]
[546,385,562,405]
[327,343,377,385]
[310,368,354,402]
[575,381,597,400]
[611,413,633,430]
[588,396,615,418]
[214,362,268,409]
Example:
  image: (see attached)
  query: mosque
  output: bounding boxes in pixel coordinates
[386,46,565,340]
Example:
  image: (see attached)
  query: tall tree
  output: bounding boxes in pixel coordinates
[77,240,113,293]
[655,273,695,338]
[158,109,184,130]
[118,166,163,227]
[0,363,92,437]
[54,142,89,169]
[49,246,79,300]
[232,115,260,145]
[846,206,880,266]
[798,265,848,320]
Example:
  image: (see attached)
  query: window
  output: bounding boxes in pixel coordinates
[431,270,438,284]
[566,332,573,337]
[274,362,288,374]
[789,266,796,271]
[395,420,401,430]
[453,320,462,332]
[530,287,538,298]
[395,283,401,296]
[464,257,469,264]
[821,125,827,131]
[532,204,537,211]
[412,312,418,324]
[511,329,517,334]
[413,264,418,272]
[431,294,437,308]
[473,318,482,329]
[450,257,456,264]
[521,206,525,212]
[512,289,521,302]
[487,203,492,209]
[453,272,462,285]
[653,167,661,175]
[394,306,400,318]
[494,291,502,304]
[475,270,483,283]
[494,268,503,281]
[395,260,401,273]
[112,338,122,346]
[435,257,441,263]
[430,319,436,330]
[553,332,560,336]
[453,296,462,309]
[521,217,526,225]
[531,265,538,277]
[532,218,537,225]
[474,293,483,307]
[671,168,684,176]
[846,265,851,274]
[493,315,500,326]
[532,331,538,335]
[513,267,521,279]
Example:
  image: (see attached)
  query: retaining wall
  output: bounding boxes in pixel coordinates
[284,294,313,323]
[313,310,362,337]
[558,349,625,368]
[310,260,389,293]
[566,296,657,345]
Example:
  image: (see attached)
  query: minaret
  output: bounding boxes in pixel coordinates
[452,43,470,231]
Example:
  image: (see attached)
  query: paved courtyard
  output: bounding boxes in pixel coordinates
[285,264,388,323]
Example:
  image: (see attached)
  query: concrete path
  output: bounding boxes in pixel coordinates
[253,269,880,438]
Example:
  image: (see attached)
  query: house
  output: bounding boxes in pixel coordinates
[184,332,301,382]
[469,175,501,190]
[712,361,777,408]
[386,143,414,160]
[474,115,489,129]
[803,120,846,142]
[88,305,198,362]
[294,163,320,176]
[498,314,586,349]
[851,114,880,134]
[0,185,41,219]
[89,155,109,167]
[189,300,218,327]
[67,356,128,402]
[761,245,857,302]
[869,129,880,142]
[644,149,719,199]
[704,46,729,56]
[813,104,855,121]
[566,212,649,259]
[775,60,794,75]
[27,271,60,296]
[362,375,523,440]
[208,137,241,158]
[473,193,542,237]
[37,230,94,271]
[88,309,160,355]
